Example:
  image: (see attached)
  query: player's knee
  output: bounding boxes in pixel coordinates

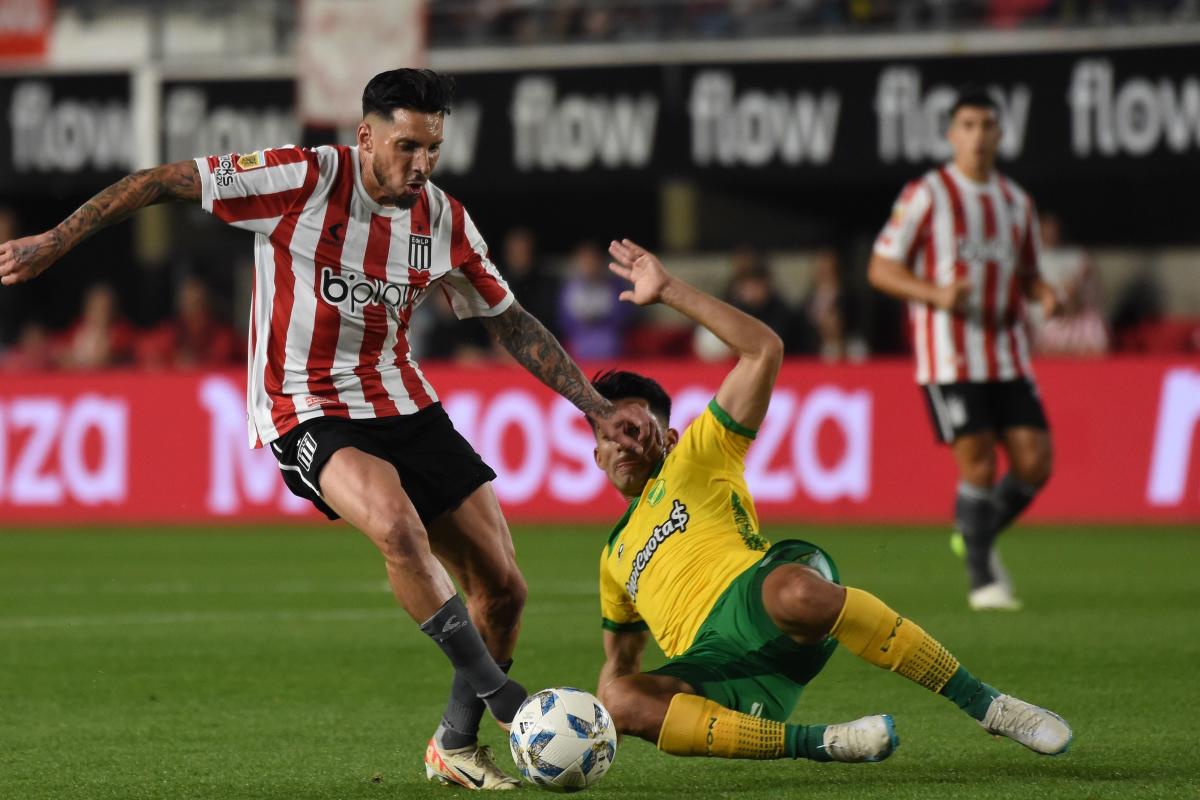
[765,566,845,643]
[960,457,996,488]
[1013,440,1053,487]
[375,516,428,566]
[602,677,660,738]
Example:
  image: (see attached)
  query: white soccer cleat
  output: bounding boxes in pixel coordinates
[980,694,1073,755]
[822,714,899,763]
[988,549,1015,593]
[424,737,521,790]
[968,582,1024,611]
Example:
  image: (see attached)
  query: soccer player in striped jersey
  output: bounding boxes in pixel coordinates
[0,69,658,790]
[590,238,1071,765]
[868,87,1060,612]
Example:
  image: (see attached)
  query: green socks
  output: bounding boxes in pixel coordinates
[940,666,1000,721]
[784,665,996,761]
[785,723,832,761]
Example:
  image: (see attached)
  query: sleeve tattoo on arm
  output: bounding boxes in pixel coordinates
[52,160,202,255]
[481,302,614,419]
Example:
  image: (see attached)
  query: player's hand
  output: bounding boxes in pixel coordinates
[594,401,663,461]
[608,239,670,306]
[1036,281,1062,318]
[932,279,971,313]
[0,230,62,286]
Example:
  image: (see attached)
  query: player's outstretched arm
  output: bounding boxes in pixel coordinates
[867,252,970,313]
[597,630,648,705]
[0,160,201,287]
[607,238,781,432]
[480,301,661,456]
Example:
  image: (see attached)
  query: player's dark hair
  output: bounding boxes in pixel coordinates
[589,370,672,430]
[950,85,998,119]
[362,69,455,119]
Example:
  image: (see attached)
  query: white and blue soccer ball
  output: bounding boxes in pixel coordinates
[508,687,618,792]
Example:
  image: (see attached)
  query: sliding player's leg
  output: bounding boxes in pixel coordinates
[603,671,894,764]
[760,551,1072,755]
[607,541,895,764]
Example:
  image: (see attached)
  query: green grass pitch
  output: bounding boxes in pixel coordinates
[1,524,1197,799]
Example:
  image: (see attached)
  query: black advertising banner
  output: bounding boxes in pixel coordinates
[2,44,1196,241]
[430,44,1200,245]
[160,78,299,164]
[431,44,1200,188]
[0,72,133,196]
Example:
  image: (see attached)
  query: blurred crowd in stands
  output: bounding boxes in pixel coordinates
[430,0,1198,45]
[1,203,1195,373]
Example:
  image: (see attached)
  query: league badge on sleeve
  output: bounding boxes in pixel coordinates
[236,151,265,170]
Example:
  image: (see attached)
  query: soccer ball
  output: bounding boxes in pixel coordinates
[508,687,618,792]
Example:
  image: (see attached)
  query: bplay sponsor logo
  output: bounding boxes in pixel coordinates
[319,266,421,315]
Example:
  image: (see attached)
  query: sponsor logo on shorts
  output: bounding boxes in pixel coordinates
[947,396,968,429]
[297,432,318,471]
[625,499,689,601]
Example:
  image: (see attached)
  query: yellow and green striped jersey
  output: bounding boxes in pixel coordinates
[599,399,770,657]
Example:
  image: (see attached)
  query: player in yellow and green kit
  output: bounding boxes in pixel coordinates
[589,239,1073,764]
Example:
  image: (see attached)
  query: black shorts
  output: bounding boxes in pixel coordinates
[269,403,497,524]
[921,379,1049,445]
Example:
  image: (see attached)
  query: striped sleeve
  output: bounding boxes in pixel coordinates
[194,146,315,235]
[874,178,933,267]
[440,195,514,320]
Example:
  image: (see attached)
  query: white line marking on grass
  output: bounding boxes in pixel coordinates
[0,607,401,630]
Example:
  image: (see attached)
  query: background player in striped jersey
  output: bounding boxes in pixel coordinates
[589,238,1071,764]
[0,68,658,790]
[868,87,1060,612]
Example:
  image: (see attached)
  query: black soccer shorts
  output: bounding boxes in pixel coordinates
[269,403,497,524]
[920,379,1049,445]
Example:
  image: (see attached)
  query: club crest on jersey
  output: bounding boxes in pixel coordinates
[646,479,666,507]
[625,499,689,601]
[319,266,420,315]
[409,234,432,271]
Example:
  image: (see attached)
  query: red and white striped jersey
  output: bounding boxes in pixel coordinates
[874,164,1042,386]
[194,145,513,447]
